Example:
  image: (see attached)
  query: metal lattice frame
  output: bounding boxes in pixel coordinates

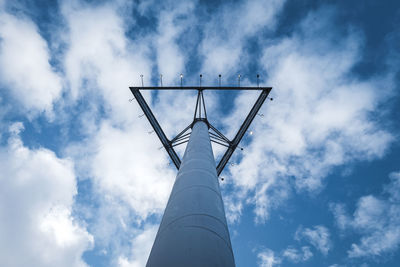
[129,86,272,176]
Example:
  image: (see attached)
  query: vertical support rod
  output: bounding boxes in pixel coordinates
[146,121,235,267]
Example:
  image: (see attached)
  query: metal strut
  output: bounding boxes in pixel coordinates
[131,86,272,91]
[216,89,271,176]
[194,89,207,120]
[130,88,181,169]
[129,86,272,176]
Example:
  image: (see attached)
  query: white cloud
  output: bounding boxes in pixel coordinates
[331,171,400,258]
[225,6,394,222]
[155,2,194,85]
[67,120,175,221]
[62,2,151,124]
[8,120,24,134]
[282,246,313,263]
[257,248,281,267]
[295,225,332,255]
[0,12,62,118]
[59,2,208,264]
[0,123,92,267]
[63,113,176,263]
[118,225,158,267]
[199,0,286,75]
[59,4,178,255]
[258,244,313,266]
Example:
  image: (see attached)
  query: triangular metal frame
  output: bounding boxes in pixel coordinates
[129,86,272,176]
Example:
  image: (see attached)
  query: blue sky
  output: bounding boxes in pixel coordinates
[0,0,399,266]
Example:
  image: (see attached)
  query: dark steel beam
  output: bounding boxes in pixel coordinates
[171,140,189,147]
[210,139,230,148]
[171,132,191,144]
[130,86,271,91]
[208,123,231,143]
[170,124,192,143]
[193,90,200,121]
[130,88,181,169]
[209,132,229,144]
[216,88,272,176]
[201,91,207,119]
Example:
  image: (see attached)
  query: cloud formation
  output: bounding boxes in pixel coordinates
[0,123,92,267]
[282,246,313,263]
[118,224,157,267]
[226,6,394,222]
[257,245,313,267]
[0,11,62,118]
[295,225,332,255]
[331,171,400,258]
[199,0,285,75]
[0,1,398,266]
[257,248,281,267]
[62,1,151,124]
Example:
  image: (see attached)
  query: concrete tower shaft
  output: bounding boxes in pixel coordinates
[146,121,235,267]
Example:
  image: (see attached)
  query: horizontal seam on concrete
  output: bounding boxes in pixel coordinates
[183,225,234,256]
[176,167,217,179]
[169,184,222,202]
[157,213,231,248]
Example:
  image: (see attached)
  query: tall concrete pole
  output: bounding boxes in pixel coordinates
[146,120,235,267]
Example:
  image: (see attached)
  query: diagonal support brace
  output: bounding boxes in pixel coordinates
[216,88,271,176]
[130,88,181,169]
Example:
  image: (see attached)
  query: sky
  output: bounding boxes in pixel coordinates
[0,0,399,266]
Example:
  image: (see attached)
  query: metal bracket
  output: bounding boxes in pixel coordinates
[129,86,272,176]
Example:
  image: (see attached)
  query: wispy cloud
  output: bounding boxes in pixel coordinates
[257,248,281,267]
[0,123,92,266]
[282,246,313,263]
[0,11,62,118]
[118,224,158,267]
[295,225,332,255]
[0,1,398,266]
[61,1,152,124]
[331,171,400,258]
[257,245,313,267]
[199,0,285,76]
[225,6,395,223]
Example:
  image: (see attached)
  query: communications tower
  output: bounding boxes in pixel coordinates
[130,80,272,267]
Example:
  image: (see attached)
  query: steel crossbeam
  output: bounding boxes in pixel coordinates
[129,85,272,176]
